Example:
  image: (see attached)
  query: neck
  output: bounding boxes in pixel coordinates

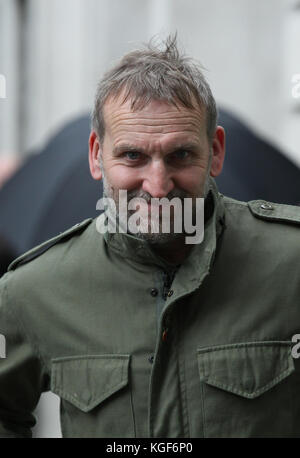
[150,236,194,265]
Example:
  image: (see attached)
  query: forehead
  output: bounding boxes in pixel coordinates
[102,94,207,145]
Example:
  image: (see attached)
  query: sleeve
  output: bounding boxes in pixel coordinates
[0,275,48,438]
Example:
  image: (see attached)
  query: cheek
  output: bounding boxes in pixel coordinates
[175,168,208,195]
[105,166,141,191]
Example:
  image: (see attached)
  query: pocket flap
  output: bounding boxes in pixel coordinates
[197,342,294,399]
[51,354,130,412]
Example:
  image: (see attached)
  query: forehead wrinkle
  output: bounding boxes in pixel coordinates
[107,112,203,126]
[108,113,204,136]
[110,125,201,137]
[103,99,205,134]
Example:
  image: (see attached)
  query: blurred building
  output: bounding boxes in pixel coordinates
[1,0,300,439]
[1,0,300,166]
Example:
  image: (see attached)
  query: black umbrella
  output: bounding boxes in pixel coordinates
[0,115,102,255]
[0,109,299,256]
[216,109,300,205]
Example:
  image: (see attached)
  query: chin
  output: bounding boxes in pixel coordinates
[134,231,183,245]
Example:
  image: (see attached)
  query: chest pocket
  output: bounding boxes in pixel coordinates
[197,341,295,437]
[51,354,134,438]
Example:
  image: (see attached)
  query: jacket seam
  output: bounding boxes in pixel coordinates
[52,354,130,363]
[223,200,248,208]
[203,365,294,398]
[176,315,190,438]
[128,361,137,438]
[200,379,206,438]
[197,340,292,353]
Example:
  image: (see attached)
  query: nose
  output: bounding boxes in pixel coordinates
[142,160,175,198]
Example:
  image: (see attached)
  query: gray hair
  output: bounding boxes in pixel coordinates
[91,35,217,143]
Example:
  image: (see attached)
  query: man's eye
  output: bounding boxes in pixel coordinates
[173,150,189,160]
[125,151,141,160]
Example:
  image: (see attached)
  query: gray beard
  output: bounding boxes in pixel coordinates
[99,158,210,245]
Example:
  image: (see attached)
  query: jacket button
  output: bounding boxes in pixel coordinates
[167,290,173,297]
[261,203,274,210]
[148,355,154,364]
[151,288,158,297]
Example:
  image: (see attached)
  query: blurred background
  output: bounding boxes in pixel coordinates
[0,0,300,438]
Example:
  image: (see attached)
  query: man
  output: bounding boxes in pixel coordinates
[0,36,300,438]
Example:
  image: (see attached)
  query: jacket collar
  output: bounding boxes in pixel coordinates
[97,177,225,270]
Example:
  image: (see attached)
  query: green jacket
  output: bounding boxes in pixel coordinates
[0,179,300,438]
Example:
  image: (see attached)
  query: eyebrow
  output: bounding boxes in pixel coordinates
[112,144,146,155]
[112,142,200,156]
[169,142,200,152]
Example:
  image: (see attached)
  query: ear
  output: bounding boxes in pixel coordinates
[88,130,102,181]
[210,126,225,177]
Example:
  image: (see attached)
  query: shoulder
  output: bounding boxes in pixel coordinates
[8,218,94,272]
[222,195,300,259]
[247,199,300,225]
[0,217,104,317]
[223,195,300,228]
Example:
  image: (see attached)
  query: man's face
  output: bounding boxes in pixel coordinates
[89,94,225,243]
